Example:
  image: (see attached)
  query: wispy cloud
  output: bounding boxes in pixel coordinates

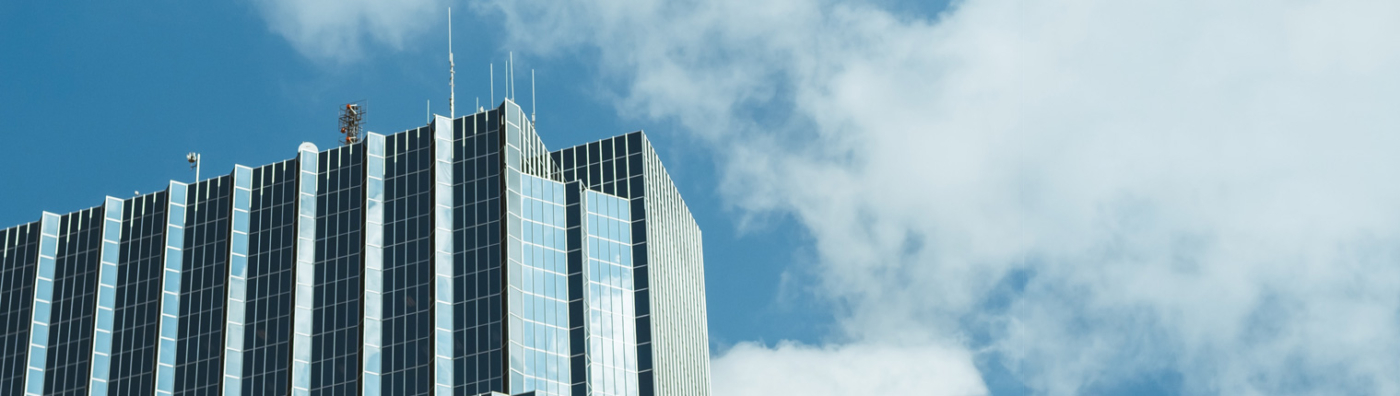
[249,0,448,63]
[477,0,1400,394]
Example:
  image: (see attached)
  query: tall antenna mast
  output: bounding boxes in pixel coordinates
[509,52,514,101]
[448,7,455,119]
[531,69,536,122]
[490,63,494,106]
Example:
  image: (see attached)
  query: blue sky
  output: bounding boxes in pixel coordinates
[3,0,848,379]
[6,1,1400,395]
[0,0,831,357]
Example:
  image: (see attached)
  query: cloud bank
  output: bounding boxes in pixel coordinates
[483,0,1400,394]
[258,0,1400,394]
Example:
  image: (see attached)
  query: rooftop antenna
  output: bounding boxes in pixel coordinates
[427,99,431,123]
[186,152,201,182]
[448,7,455,119]
[509,51,514,101]
[490,63,494,107]
[339,101,364,145]
[531,69,536,122]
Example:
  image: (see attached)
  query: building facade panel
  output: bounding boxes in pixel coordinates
[0,221,41,396]
[310,144,365,395]
[174,176,233,396]
[452,108,506,396]
[380,126,436,396]
[109,191,170,396]
[42,206,106,396]
[239,160,299,395]
[636,140,709,396]
[506,172,571,396]
[501,100,574,396]
[551,132,710,396]
[581,190,637,396]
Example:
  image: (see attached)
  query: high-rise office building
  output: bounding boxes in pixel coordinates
[0,99,710,396]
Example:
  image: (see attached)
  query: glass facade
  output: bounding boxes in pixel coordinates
[43,207,106,396]
[552,132,711,396]
[110,191,170,396]
[0,98,708,396]
[453,109,506,396]
[311,145,364,395]
[0,221,40,396]
[507,173,571,396]
[174,177,233,396]
[580,191,637,396]
[381,127,435,395]
[238,161,298,395]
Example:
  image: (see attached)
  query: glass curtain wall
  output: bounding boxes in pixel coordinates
[453,108,505,396]
[174,176,233,396]
[43,207,106,396]
[381,127,435,396]
[0,221,41,396]
[506,172,571,396]
[551,131,710,396]
[581,191,637,396]
[310,145,365,395]
[109,191,170,396]
[240,160,299,395]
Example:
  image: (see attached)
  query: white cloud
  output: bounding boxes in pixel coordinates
[249,0,447,63]
[251,0,1400,393]
[712,341,987,396]
[478,0,1400,394]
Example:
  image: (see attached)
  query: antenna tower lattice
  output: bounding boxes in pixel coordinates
[339,102,365,145]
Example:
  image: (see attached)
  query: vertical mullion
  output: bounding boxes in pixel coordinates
[362,133,386,392]
[223,166,253,395]
[23,212,59,396]
[154,182,189,396]
[434,116,457,394]
[291,145,319,396]
[89,197,125,395]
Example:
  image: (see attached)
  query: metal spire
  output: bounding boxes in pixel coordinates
[532,69,536,122]
[448,7,455,119]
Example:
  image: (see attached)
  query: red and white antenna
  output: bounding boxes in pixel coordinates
[339,102,364,145]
